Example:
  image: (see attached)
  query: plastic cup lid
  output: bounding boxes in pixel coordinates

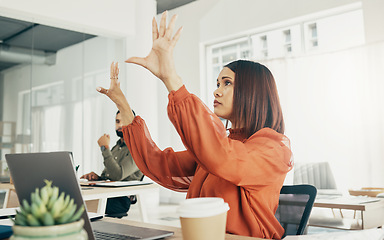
[177,197,230,218]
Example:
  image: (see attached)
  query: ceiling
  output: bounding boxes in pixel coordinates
[157,0,196,14]
[0,0,196,73]
[0,16,96,72]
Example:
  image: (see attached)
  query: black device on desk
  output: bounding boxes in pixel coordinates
[5,152,173,240]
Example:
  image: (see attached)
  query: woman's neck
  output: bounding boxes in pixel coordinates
[230,121,244,129]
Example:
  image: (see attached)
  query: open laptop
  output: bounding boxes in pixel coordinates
[80,180,153,187]
[5,152,174,240]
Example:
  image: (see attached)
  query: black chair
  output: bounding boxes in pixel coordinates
[104,175,145,218]
[275,184,317,238]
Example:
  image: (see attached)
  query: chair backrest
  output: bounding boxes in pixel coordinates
[275,184,317,238]
[293,162,337,189]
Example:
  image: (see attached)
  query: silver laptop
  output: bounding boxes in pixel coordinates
[5,152,174,240]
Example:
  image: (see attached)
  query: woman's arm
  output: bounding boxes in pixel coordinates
[123,117,197,191]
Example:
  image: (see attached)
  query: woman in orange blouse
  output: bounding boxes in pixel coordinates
[97,12,293,239]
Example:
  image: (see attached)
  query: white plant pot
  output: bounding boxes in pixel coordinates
[10,219,87,240]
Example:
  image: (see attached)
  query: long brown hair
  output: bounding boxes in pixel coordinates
[224,60,284,137]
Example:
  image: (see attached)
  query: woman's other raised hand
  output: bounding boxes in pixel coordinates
[125,11,183,92]
[97,62,135,126]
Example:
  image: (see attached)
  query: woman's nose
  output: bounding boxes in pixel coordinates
[214,89,222,97]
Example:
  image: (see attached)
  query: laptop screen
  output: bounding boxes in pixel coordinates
[5,152,174,240]
[6,152,96,240]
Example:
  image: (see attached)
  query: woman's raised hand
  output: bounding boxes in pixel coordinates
[125,11,183,92]
[97,62,134,126]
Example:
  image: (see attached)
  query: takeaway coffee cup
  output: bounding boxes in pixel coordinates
[177,197,230,240]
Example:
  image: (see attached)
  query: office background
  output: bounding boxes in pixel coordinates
[0,0,383,203]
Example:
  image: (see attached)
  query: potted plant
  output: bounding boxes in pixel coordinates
[10,180,87,240]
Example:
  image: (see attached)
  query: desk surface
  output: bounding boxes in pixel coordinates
[1,216,383,240]
[103,218,261,240]
[311,196,384,230]
[102,218,384,240]
[0,183,14,190]
[80,183,158,199]
[0,182,159,201]
[0,182,159,221]
[0,217,262,240]
[314,196,384,210]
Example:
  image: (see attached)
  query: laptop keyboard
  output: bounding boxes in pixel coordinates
[94,230,142,240]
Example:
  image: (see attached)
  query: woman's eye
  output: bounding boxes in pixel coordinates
[225,81,231,86]
[216,83,220,88]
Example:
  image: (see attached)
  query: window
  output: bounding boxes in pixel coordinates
[283,30,292,53]
[260,35,268,57]
[308,23,318,47]
[209,39,251,69]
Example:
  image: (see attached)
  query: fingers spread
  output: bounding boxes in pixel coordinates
[165,14,177,39]
[171,26,183,47]
[152,17,159,42]
[110,62,114,76]
[159,11,167,37]
[110,61,119,78]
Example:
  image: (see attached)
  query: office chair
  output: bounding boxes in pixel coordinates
[104,175,145,218]
[293,162,337,190]
[275,184,317,238]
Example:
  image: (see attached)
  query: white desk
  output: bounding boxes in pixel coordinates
[0,182,159,222]
[101,218,262,240]
[309,196,384,230]
[81,183,159,222]
[284,228,384,239]
[99,218,384,240]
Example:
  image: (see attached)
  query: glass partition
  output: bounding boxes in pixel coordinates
[0,17,125,178]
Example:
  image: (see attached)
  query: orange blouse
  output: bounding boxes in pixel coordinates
[122,85,293,239]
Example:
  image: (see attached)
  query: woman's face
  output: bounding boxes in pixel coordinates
[213,67,235,121]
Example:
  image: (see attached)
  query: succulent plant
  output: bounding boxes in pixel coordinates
[13,179,84,226]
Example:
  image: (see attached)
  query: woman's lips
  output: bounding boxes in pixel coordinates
[213,100,221,107]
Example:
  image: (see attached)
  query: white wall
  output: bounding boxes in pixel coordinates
[362,0,384,44]
[199,0,360,43]
[316,10,365,52]
[124,0,160,144]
